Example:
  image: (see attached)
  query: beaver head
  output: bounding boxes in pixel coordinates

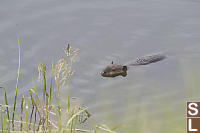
[101,62,127,77]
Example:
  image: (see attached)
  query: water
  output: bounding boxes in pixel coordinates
[1,0,200,130]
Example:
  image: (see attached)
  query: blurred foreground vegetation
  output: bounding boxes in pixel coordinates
[0,40,118,133]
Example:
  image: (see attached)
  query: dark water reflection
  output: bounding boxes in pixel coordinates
[0,0,200,127]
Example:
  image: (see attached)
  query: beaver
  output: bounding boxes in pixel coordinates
[101,53,166,77]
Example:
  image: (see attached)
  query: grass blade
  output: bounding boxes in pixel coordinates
[66,107,87,128]
[20,96,24,131]
[0,87,10,126]
[12,39,21,130]
[25,98,30,132]
[1,106,4,132]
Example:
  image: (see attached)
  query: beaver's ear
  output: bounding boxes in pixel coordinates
[111,61,113,64]
[122,66,127,71]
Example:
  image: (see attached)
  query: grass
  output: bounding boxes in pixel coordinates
[0,40,118,133]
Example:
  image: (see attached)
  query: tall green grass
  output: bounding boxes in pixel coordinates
[0,40,117,133]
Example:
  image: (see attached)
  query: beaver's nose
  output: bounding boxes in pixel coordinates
[101,71,105,76]
[100,72,103,76]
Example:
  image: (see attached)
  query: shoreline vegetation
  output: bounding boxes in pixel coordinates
[0,40,118,133]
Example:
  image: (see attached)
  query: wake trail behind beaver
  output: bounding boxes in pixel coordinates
[124,53,166,68]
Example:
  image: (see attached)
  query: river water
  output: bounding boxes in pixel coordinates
[0,0,200,131]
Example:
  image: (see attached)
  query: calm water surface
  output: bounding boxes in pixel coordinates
[1,0,200,129]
